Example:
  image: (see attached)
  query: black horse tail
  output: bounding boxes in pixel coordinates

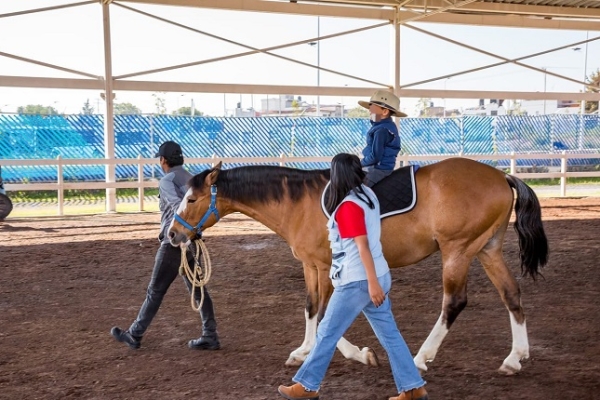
[505,175,549,280]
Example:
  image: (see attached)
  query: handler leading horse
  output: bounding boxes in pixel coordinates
[168,157,548,375]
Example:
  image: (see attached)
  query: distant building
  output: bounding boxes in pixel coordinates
[520,99,581,116]
[260,95,345,117]
[422,105,461,118]
[462,99,507,116]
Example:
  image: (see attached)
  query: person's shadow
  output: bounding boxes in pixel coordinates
[0,224,57,233]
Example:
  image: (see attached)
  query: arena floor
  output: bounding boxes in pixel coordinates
[1,197,599,399]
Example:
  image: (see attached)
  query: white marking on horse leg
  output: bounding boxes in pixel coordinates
[414,314,449,372]
[285,310,318,367]
[499,312,529,375]
[336,337,380,367]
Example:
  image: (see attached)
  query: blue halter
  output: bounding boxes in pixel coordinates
[174,185,220,238]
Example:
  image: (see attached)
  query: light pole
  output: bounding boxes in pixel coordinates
[573,33,589,149]
[443,78,450,118]
[542,67,547,115]
[308,16,320,117]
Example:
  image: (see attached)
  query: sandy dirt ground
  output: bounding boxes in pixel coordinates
[1,197,599,400]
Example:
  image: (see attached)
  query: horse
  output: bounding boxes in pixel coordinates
[168,157,548,375]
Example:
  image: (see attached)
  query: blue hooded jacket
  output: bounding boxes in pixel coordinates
[360,118,401,171]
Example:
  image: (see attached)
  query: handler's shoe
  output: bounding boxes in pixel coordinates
[278,383,319,400]
[110,326,141,349]
[389,386,428,400]
[188,335,220,350]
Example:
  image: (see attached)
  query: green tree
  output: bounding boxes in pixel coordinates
[17,104,58,115]
[585,68,599,114]
[81,99,94,115]
[152,92,167,115]
[508,99,525,115]
[346,106,369,118]
[415,98,431,117]
[172,106,203,116]
[114,103,142,115]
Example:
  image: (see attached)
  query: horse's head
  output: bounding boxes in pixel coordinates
[168,162,222,247]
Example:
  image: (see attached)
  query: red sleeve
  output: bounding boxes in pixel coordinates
[335,201,366,238]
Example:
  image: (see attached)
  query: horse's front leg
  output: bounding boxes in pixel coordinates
[285,261,321,367]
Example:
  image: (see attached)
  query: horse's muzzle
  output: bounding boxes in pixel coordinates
[168,230,190,248]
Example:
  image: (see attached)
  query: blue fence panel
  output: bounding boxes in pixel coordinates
[1,113,600,183]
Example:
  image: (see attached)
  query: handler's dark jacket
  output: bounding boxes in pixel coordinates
[158,165,192,244]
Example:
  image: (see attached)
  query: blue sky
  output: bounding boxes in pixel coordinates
[0,1,597,116]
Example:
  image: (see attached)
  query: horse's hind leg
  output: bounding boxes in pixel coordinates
[477,242,529,375]
[414,251,472,372]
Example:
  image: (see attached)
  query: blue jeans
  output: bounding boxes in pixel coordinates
[293,272,425,393]
[128,243,217,338]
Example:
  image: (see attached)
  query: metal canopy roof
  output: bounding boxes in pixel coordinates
[121,0,600,30]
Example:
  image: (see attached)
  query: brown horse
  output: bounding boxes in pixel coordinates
[168,157,548,375]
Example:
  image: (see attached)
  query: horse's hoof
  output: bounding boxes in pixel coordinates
[413,357,428,373]
[285,356,304,367]
[364,347,380,367]
[498,363,520,375]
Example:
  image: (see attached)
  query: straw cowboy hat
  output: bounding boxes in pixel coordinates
[358,90,407,117]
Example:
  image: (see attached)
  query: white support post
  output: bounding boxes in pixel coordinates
[102,2,117,212]
[560,151,567,197]
[510,152,516,175]
[57,156,64,216]
[138,155,144,212]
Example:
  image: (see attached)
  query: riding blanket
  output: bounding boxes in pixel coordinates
[321,165,418,219]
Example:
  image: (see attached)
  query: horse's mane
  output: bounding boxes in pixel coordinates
[190,165,330,204]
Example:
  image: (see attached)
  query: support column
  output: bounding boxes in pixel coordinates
[102,2,116,212]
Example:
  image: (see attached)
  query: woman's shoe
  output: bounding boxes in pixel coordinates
[389,386,428,400]
[277,383,319,400]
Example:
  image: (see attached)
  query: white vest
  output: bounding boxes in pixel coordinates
[326,185,389,288]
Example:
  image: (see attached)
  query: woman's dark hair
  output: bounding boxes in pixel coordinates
[325,153,374,214]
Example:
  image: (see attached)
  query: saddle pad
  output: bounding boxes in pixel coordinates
[372,165,418,218]
[320,165,418,220]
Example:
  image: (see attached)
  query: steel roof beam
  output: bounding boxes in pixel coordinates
[1,74,597,101]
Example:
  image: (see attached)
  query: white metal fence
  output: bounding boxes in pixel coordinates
[3,151,599,216]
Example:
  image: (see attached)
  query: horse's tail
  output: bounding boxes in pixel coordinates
[505,174,549,280]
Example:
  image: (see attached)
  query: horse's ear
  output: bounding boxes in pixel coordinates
[206,162,222,186]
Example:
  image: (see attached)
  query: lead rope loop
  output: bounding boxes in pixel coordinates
[179,239,212,312]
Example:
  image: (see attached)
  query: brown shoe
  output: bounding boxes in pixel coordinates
[389,386,428,400]
[278,383,319,400]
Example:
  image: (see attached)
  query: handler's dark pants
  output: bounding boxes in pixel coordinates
[128,243,218,338]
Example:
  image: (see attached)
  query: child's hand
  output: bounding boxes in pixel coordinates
[368,281,385,307]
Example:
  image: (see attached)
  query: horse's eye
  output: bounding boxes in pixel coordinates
[188,198,196,204]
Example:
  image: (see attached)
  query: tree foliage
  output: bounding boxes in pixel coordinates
[585,68,599,114]
[114,103,142,115]
[17,105,58,115]
[415,98,432,117]
[346,106,369,118]
[152,92,167,115]
[172,107,204,116]
[81,99,94,115]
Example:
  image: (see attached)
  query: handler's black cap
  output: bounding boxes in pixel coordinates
[155,141,183,158]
